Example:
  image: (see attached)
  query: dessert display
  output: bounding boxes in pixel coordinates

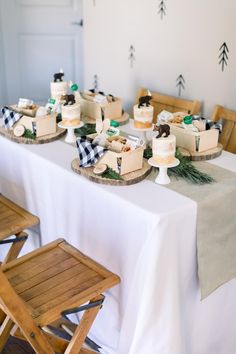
[61,95,81,127]
[157,111,221,153]
[11,98,38,117]
[133,91,154,129]
[152,134,176,165]
[50,69,68,100]
[81,90,122,121]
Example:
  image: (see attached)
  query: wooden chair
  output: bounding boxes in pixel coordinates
[136,88,201,123]
[0,238,120,353]
[211,105,236,153]
[0,194,39,265]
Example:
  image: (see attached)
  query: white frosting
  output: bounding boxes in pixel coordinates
[61,103,80,126]
[50,81,68,99]
[133,104,153,128]
[152,135,176,165]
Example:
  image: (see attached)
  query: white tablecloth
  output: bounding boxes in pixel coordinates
[0,134,236,354]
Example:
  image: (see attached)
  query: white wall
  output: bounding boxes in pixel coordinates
[83,0,236,118]
[0,6,6,105]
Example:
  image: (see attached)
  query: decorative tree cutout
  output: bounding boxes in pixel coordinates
[219,42,229,72]
[128,45,136,68]
[93,74,98,92]
[176,74,185,96]
[158,0,166,19]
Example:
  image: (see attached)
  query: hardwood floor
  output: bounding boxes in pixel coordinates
[2,336,35,354]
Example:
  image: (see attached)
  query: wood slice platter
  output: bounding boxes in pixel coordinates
[71,158,152,186]
[82,112,129,126]
[179,143,223,161]
[0,126,66,144]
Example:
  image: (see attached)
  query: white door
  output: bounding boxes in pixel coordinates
[0,0,83,105]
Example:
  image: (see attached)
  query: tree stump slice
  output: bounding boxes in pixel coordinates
[0,126,66,144]
[71,158,152,186]
[82,112,129,126]
[179,143,223,161]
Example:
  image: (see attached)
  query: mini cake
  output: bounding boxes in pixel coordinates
[134,92,154,129]
[50,81,68,100]
[61,102,81,126]
[152,135,176,165]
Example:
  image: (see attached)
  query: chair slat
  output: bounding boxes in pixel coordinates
[211,105,236,153]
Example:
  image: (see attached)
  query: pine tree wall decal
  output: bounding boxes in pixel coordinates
[219,42,229,72]
[158,0,167,19]
[176,74,185,96]
[128,45,136,68]
[93,74,98,91]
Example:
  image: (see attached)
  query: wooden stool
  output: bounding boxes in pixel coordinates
[0,194,39,265]
[0,238,120,353]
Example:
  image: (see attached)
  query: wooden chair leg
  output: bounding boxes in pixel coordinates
[0,310,6,326]
[2,231,28,265]
[0,315,15,352]
[64,296,103,354]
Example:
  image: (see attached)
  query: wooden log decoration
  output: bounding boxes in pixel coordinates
[71,158,152,186]
[153,124,170,138]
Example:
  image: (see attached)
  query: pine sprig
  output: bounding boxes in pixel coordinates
[169,150,214,184]
[23,129,36,140]
[144,147,214,184]
[101,167,123,181]
[75,124,96,136]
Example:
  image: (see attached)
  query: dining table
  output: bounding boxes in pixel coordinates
[0,124,236,354]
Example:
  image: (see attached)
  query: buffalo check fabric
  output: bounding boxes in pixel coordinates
[1,106,22,128]
[76,137,106,167]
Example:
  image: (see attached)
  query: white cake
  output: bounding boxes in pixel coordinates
[152,135,176,165]
[61,103,81,126]
[50,81,68,100]
[133,104,154,129]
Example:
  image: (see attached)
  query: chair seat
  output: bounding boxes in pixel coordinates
[0,194,39,240]
[1,238,120,327]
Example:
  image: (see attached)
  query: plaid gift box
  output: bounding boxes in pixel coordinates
[76,137,106,167]
[1,106,23,128]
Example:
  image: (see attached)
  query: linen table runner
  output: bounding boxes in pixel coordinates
[151,162,236,299]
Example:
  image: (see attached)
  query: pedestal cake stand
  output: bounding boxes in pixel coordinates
[58,121,84,144]
[129,120,153,147]
[148,157,180,185]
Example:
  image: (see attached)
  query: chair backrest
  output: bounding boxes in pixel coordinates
[135,88,201,123]
[211,105,236,153]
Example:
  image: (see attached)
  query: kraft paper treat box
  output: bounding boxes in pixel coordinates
[98,146,144,175]
[15,113,57,138]
[81,95,122,121]
[169,123,219,152]
[10,104,38,118]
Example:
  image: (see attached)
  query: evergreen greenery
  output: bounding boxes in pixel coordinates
[23,129,36,140]
[144,147,214,184]
[75,124,96,136]
[101,167,123,181]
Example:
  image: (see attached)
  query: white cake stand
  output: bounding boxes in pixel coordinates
[130,120,153,146]
[148,157,180,185]
[58,121,84,144]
